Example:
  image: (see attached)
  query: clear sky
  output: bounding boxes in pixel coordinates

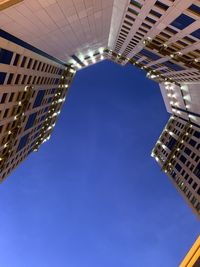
[0,61,199,267]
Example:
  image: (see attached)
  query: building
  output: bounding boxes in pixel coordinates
[0,0,199,216]
[179,235,200,267]
[0,30,76,181]
[152,115,200,217]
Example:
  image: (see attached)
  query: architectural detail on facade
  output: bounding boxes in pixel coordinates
[0,0,199,218]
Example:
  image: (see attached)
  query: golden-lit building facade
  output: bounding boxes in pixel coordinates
[179,236,200,267]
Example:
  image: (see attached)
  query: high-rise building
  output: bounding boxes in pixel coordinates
[0,0,199,217]
[0,30,76,181]
[152,115,200,217]
[179,235,200,267]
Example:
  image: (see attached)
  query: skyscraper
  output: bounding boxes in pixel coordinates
[0,0,199,217]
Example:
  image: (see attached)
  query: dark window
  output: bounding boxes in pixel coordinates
[3,108,9,118]
[145,17,156,24]
[128,7,138,16]
[37,123,43,130]
[25,112,37,130]
[194,163,200,179]
[44,107,49,113]
[32,60,37,70]
[33,90,45,108]
[171,14,195,30]
[189,139,197,147]
[125,14,135,22]
[180,155,186,164]
[0,72,6,84]
[167,136,176,150]
[140,49,161,60]
[13,53,20,66]
[7,73,13,84]
[54,78,59,85]
[27,58,33,69]
[188,178,193,184]
[21,56,27,67]
[184,147,191,156]
[192,182,197,190]
[197,188,200,196]
[188,4,200,15]
[15,74,20,84]
[40,115,46,122]
[155,1,169,11]
[21,75,27,85]
[194,130,200,138]
[130,0,142,8]
[1,93,7,104]
[51,88,56,94]
[191,29,200,39]
[9,92,14,102]
[150,9,162,18]
[17,133,29,152]
[162,61,185,71]
[175,163,182,172]
[0,48,13,64]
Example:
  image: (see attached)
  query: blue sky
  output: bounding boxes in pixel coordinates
[0,60,199,267]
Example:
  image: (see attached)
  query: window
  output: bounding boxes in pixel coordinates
[175,163,182,172]
[0,93,7,104]
[130,0,142,9]
[140,49,161,60]
[21,56,27,67]
[167,136,176,150]
[184,147,191,156]
[33,90,45,108]
[155,1,169,11]
[171,14,195,30]
[192,182,197,190]
[0,48,13,64]
[180,155,186,164]
[15,74,21,84]
[194,163,200,179]
[54,78,59,85]
[25,112,37,130]
[0,72,6,84]
[191,29,200,39]
[27,58,33,69]
[17,133,29,152]
[189,139,197,147]
[188,4,200,16]
[188,178,193,184]
[9,92,14,102]
[150,9,162,18]
[197,188,200,196]
[162,61,185,71]
[3,108,9,118]
[7,73,13,84]
[13,53,20,66]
